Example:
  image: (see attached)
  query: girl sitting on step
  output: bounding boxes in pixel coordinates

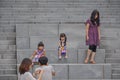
[58,33,68,59]
[30,42,46,62]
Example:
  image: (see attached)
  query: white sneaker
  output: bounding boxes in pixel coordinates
[59,56,62,59]
[65,56,68,59]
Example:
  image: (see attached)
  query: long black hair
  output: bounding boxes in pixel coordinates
[90,9,100,26]
[37,41,44,49]
[60,33,67,46]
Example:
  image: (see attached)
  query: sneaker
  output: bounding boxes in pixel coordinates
[59,56,62,59]
[65,55,68,59]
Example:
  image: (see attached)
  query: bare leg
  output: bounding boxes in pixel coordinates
[84,49,92,63]
[65,52,68,59]
[58,49,62,59]
[90,52,96,64]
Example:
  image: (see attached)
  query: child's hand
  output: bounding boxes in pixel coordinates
[35,70,41,74]
[33,70,41,76]
[41,54,45,57]
[32,63,34,67]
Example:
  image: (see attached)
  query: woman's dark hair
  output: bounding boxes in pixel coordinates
[60,33,67,46]
[39,56,48,65]
[38,42,44,48]
[19,58,32,75]
[90,9,100,26]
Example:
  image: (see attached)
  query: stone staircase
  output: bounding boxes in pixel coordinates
[0,25,17,79]
[106,50,120,79]
[0,0,120,80]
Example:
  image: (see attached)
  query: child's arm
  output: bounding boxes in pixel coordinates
[30,51,37,60]
[51,66,55,76]
[38,70,44,80]
[52,71,55,76]
[86,23,90,41]
[58,42,62,51]
[59,42,62,47]
[43,50,46,56]
[33,69,44,80]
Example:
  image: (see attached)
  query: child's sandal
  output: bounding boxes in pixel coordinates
[90,60,96,64]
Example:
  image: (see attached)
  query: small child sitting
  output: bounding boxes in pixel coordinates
[30,42,46,62]
[58,33,68,59]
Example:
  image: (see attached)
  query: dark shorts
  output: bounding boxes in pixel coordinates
[89,45,97,52]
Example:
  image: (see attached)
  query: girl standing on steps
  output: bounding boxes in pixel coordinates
[30,42,46,62]
[84,10,101,64]
[58,33,68,59]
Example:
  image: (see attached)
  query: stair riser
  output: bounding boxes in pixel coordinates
[112,75,120,79]
[0,60,16,64]
[0,65,16,69]
[0,45,16,50]
[0,54,16,59]
[106,59,120,63]
[0,37,15,40]
[0,76,17,80]
[0,51,16,54]
[0,70,16,75]
[112,69,120,74]
[106,54,120,58]
[0,40,15,45]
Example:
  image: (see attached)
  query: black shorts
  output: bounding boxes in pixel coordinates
[89,45,97,52]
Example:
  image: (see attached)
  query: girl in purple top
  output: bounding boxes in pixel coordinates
[84,10,101,64]
[31,42,46,62]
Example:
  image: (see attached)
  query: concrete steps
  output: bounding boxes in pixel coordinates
[31,64,111,80]
[112,68,120,74]
[0,6,17,79]
[0,50,16,54]
[16,24,120,50]
[0,69,17,75]
[0,64,17,70]
[0,32,16,37]
[0,75,17,80]
[106,58,120,63]
[17,49,105,64]
[112,74,120,79]
[1,16,119,23]
[0,32,16,40]
[0,37,15,40]
[0,54,16,59]
[0,45,16,50]
[106,53,120,79]
[0,59,16,64]
[106,53,120,58]
[0,17,120,24]
[0,40,15,45]
[0,0,120,79]
[17,64,112,80]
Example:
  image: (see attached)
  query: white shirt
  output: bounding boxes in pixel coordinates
[19,72,36,80]
[35,65,55,80]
